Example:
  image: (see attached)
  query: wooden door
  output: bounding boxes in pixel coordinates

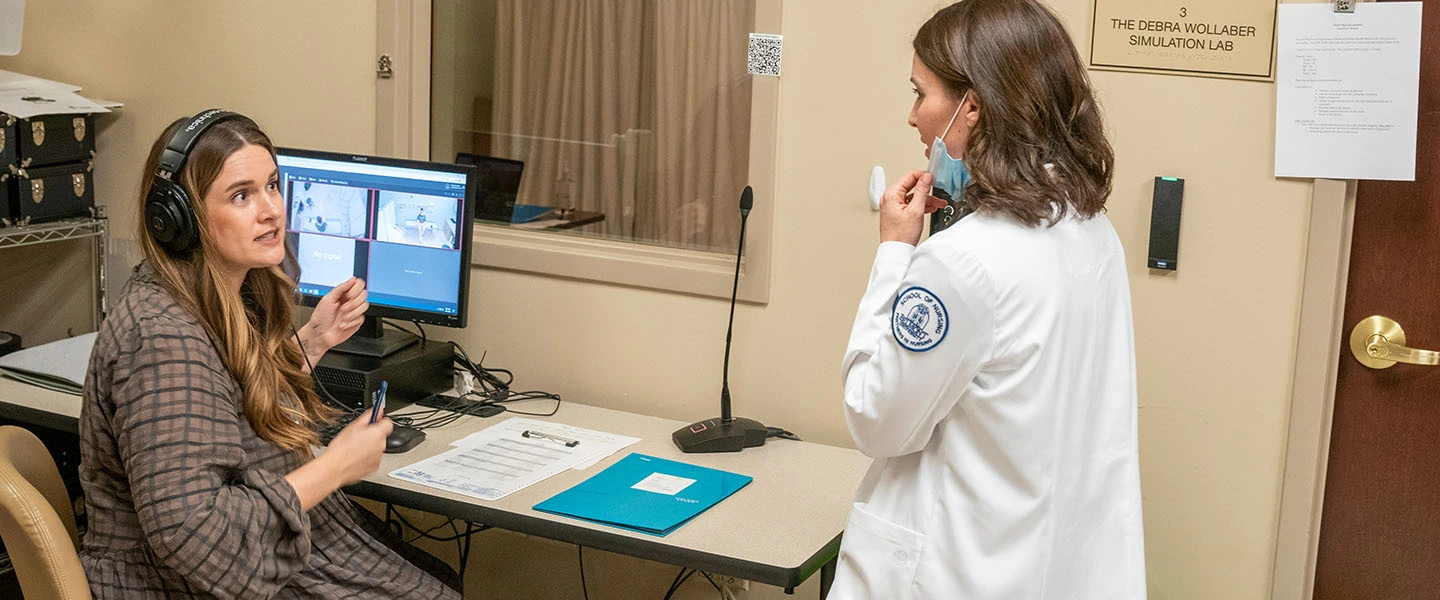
[1315,0,1440,597]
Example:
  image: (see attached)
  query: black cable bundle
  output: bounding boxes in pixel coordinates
[380,320,562,431]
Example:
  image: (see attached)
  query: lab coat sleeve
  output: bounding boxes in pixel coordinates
[841,240,995,458]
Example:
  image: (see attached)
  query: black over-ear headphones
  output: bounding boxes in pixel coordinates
[145,109,247,255]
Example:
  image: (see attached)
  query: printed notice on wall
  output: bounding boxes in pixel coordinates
[1274,2,1422,181]
[1090,0,1277,80]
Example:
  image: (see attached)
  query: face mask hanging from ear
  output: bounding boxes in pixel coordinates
[926,91,972,200]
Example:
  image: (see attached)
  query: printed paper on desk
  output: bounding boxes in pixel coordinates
[0,332,97,391]
[452,417,640,470]
[388,417,639,501]
[0,86,110,118]
[0,70,82,93]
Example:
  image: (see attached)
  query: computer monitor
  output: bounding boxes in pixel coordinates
[277,148,476,357]
[455,153,524,224]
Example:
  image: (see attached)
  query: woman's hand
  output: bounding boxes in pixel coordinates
[298,277,368,366]
[285,412,391,510]
[322,412,393,485]
[880,170,946,246]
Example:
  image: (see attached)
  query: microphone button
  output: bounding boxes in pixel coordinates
[690,422,709,433]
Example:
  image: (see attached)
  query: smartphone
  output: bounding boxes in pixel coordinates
[928,188,972,235]
[369,381,388,424]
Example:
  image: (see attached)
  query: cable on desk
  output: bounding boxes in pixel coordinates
[765,426,801,442]
[392,342,563,430]
[452,342,513,394]
[382,318,427,347]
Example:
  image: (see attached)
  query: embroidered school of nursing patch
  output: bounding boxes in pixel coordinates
[892,286,949,352]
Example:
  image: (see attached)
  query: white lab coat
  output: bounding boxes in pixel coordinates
[834,210,1146,599]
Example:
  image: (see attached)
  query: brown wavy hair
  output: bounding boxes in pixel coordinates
[915,0,1114,227]
[137,115,335,452]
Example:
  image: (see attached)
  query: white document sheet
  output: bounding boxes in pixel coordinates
[1274,2,1423,180]
[451,417,641,470]
[0,332,96,394]
[0,69,81,93]
[0,86,110,118]
[389,417,639,501]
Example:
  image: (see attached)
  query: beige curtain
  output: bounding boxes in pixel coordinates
[644,1,752,251]
[492,0,752,251]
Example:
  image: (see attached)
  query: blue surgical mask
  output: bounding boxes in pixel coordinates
[926,92,971,199]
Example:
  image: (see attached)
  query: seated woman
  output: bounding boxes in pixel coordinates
[79,110,463,599]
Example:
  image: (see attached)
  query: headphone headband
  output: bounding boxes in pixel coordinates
[155,109,244,181]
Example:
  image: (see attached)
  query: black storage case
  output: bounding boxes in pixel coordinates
[13,113,96,167]
[0,114,15,168]
[3,161,95,226]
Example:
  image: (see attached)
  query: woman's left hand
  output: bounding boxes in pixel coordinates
[301,277,369,359]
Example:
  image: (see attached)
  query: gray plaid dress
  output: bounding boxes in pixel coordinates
[78,266,464,599]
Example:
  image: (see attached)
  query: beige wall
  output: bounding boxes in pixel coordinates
[2,1,1316,598]
[0,0,377,283]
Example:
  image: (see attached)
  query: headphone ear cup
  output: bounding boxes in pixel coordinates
[145,177,199,254]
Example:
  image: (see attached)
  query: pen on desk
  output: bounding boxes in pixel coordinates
[522,429,579,447]
[370,381,388,424]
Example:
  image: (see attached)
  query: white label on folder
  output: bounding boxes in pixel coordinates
[631,472,696,495]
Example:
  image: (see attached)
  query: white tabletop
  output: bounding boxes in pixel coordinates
[366,401,870,587]
[0,375,82,429]
[0,376,872,588]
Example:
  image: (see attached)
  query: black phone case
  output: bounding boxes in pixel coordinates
[928,188,971,234]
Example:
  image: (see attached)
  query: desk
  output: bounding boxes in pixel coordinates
[0,377,870,597]
[0,376,80,434]
[507,205,606,230]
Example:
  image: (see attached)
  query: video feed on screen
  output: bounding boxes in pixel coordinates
[286,181,371,239]
[375,192,461,250]
[294,232,361,289]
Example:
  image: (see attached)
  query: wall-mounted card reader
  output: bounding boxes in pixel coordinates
[1147,176,1184,271]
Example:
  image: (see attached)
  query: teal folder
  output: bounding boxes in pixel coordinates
[533,453,753,536]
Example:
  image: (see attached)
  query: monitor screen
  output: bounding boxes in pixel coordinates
[277,148,475,329]
[455,153,524,224]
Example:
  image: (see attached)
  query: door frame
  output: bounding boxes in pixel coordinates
[1273,177,1356,599]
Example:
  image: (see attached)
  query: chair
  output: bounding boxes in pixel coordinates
[0,425,90,599]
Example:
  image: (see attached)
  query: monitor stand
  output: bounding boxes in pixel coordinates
[329,316,418,358]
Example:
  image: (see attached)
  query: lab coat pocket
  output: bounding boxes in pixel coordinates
[835,502,925,598]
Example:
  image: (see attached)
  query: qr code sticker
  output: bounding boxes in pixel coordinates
[748,33,783,77]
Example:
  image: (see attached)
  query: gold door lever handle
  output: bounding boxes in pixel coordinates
[1349,315,1440,369]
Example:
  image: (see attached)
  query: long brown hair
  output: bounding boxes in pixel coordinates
[915,0,1114,226]
[137,116,335,452]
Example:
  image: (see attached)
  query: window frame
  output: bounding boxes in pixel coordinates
[376,0,779,303]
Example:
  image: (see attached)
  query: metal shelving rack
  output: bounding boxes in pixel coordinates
[0,208,108,327]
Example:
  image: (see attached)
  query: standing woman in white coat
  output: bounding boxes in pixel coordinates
[835,0,1146,597]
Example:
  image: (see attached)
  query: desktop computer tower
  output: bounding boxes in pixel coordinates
[311,341,453,412]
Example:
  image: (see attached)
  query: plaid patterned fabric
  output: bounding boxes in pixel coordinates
[78,266,462,599]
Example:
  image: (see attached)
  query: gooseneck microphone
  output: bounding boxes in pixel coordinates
[719,186,753,424]
[673,186,772,453]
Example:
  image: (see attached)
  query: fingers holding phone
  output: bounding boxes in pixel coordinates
[880,170,935,245]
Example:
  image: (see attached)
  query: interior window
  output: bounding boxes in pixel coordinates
[431,0,756,254]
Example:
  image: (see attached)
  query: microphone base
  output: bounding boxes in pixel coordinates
[672,417,768,453]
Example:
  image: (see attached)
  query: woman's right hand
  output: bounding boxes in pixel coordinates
[321,412,393,485]
[285,412,392,511]
[880,170,946,246]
